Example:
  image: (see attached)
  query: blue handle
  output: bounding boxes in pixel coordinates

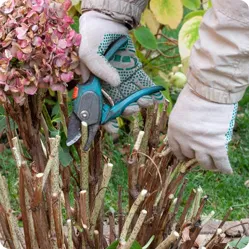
[104,36,128,61]
[101,86,165,124]
[74,36,128,116]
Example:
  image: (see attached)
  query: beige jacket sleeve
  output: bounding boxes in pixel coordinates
[81,0,148,28]
[188,0,249,104]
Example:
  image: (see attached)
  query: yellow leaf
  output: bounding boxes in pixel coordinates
[150,0,183,29]
[178,16,202,73]
[117,117,124,128]
[141,9,160,35]
[74,2,82,13]
[71,0,81,6]
[178,16,202,60]
[68,6,77,17]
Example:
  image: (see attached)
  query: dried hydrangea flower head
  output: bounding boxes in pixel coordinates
[0,0,81,104]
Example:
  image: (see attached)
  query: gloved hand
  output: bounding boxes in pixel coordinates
[168,84,238,174]
[78,11,164,133]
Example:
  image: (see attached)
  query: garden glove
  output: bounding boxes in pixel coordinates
[242,0,249,6]
[168,84,237,174]
[78,11,164,133]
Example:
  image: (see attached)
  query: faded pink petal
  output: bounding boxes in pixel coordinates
[51,32,59,44]
[58,39,67,49]
[73,34,81,46]
[0,29,4,40]
[43,75,53,83]
[63,0,71,11]
[61,71,73,82]
[69,51,80,70]
[32,36,42,47]
[26,10,39,21]
[17,51,24,60]
[50,83,66,92]
[48,2,65,19]
[8,78,24,93]
[31,25,39,32]
[1,31,15,47]
[13,93,25,105]
[33,0,45,6]
[63,16,73,26]
[2,0,15,14]
[21,77,31,86]
[21,45,32,54]
[15,24,29,40]
[0,73,7,84]
[0,58,10,73]
[67,30,75,41]
[31,0,44,13]
[24,85,37,95]
[19,40,29,48]
[4,49,12,59]
[0,89,7,103]
[54,54,68,67]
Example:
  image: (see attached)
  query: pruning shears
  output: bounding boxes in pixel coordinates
[66,36,165,151]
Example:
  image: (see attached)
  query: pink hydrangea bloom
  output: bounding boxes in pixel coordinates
[0,0,81,105]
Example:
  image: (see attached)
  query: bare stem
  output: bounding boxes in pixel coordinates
[67,220,73,249]
[155,231,179,249]
[120,189,147,242]
[120,210,147,249]
[90,163,113,234]
[42,136,60,190]
[80,190,89,227]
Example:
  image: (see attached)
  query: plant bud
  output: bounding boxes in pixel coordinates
[170,72,187,88]
[245,180,249,188]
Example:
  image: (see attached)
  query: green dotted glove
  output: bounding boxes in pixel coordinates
[78,11,164,133]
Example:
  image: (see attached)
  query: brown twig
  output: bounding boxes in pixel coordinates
[19,167,31,249]
[118,186,124,237]
[52,193,64,248]
[177,189,197,232]
[109,211,116,244]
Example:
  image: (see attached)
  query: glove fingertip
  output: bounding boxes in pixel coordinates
[105,71,120,87]
[81,54,121,86]
[214,156,233,174]
[223,167,233,175]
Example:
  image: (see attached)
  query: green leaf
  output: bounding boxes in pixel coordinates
[239,88,249,107]
[106,241,142,249]
[142,236,155,249]
[134,26,158,50]
[71,16,80,33]
[182,0,201,10]
[131,241,142,249]
[106,241,119,249]
[153,74,173,114]
[52,102,60,117]
[0,106,15,134]
[226,237,249,249]
[0,115,6,134]
[59,145,73,167]
[183,10,205,24]
[42,105,57,132]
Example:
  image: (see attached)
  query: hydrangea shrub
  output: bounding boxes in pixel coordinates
[0,0,81,105]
